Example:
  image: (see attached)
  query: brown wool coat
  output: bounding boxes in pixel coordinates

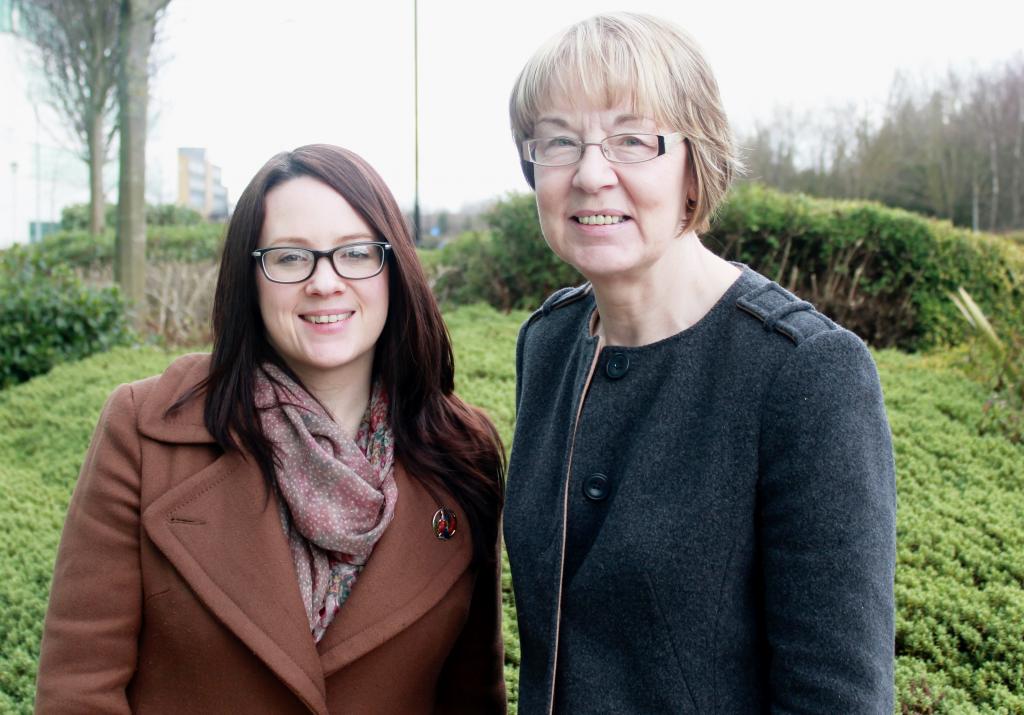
[35,354,506,714]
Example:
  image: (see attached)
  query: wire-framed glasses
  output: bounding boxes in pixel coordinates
[521,132,685,167]
[251,242,391,283]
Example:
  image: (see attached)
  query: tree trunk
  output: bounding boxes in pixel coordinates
[989,134,1000,231]
[116,0,163,330]
[1012,93,1022,229]
[87,111,106,235]
[972,176,979,232]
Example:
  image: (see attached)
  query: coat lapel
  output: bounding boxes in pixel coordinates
[141,450,328,715]
[137,354,327,714]
[315,466,473,676]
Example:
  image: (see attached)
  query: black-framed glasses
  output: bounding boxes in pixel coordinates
[521,132,685,167]
[252,242,391,283]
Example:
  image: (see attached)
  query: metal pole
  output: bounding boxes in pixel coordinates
[413,0,420,244]
[9,161,16,245]
[34,102,41,242]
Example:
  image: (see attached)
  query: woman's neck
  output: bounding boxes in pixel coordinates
[590,233,741,348]
[290,364,373,437]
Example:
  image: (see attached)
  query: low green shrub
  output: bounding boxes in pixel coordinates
[446,302,527,445]
[949,289,1024,444]
[145,223,226,263]
[60,202,205,231]
[145,204,204,227]
[3,309,1024,714]
[1001,230,1024,246]
[21,223,226,271]
[0,346,185,713]
[0,306,526,714]
[0,249,133,389]
[59,202,118,232]
[415,246,444,280]
[433,231,507,307]
[31,229,113,268]
[432,195,582,310]
[879,348,1024,712]
[446,303,526,713]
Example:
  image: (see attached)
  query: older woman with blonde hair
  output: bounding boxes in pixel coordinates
[504,13,896,714]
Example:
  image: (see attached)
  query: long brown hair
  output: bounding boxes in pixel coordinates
[176,144,504,562]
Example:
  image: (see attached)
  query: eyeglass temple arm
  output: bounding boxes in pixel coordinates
[662,133,685,152]
[522,133,685,163]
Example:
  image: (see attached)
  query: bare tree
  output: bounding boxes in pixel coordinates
[740,57,1024,232]
[15,0,121,235]
[115,0,169,329]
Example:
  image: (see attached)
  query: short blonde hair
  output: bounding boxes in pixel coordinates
[509,12,741,233]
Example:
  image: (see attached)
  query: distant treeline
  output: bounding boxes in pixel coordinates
[743,56,1024,233]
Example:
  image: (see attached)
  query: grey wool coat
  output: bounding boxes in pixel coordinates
[504,267,897,714]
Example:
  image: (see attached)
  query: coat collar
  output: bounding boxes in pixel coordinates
[137,352,216,444]
[137,353,474,713]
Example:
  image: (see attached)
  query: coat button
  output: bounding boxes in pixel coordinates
[582,473,610,501]
[606,352,629,379]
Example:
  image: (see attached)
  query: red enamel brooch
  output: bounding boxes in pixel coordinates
[432,507,457,541]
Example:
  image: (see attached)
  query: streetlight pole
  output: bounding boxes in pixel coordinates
[9,161,16,245]
[33,101,42,243]
[413,0,420,244]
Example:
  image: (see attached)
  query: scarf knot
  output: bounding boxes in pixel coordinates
[255,363,397,642]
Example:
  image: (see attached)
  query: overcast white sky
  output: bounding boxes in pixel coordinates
[38,0,1024,214]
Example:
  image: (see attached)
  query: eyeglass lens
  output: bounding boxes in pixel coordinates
[531,134,661,166]
[261,244,385,282]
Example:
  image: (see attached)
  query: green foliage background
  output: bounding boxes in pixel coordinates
[0,249,133,389]
[1,306,1023,713]
[58,202,205,232]
[431,186,1024,351]
[0,217,226,388]
[708,185,1024,351]
[431,195,583,310]
[25,223,225,270]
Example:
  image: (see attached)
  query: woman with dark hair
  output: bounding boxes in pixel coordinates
[35,144,506,714]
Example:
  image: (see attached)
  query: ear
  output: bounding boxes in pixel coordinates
[684,140,698,212]
[681,191,698,233]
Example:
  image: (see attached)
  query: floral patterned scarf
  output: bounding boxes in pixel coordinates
[254,363,397,643]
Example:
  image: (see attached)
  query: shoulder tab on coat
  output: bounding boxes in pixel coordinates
[520,283,592,335]
[540,282,593,316]
[735,280,837,344]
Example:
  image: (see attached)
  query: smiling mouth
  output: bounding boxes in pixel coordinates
[573,215,630,225]
[301,312,354,324]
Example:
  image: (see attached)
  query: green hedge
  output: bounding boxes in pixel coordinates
[708,184,1024,350]
[2,309,1024,713]
[23,223,226,270]
[0,249,133,389]
[59,202,204,231]
[431,186,1024,350]
[431,195,583,311]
